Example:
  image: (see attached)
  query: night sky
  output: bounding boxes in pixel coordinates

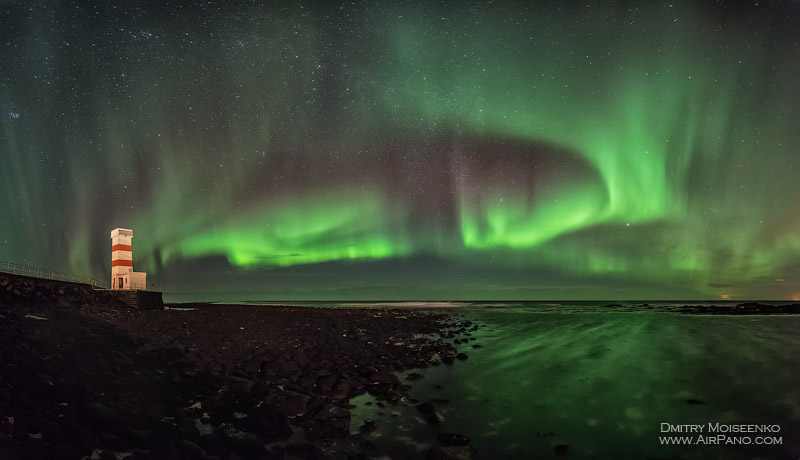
[2,1,800,301]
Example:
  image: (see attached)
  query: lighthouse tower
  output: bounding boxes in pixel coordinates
[110,228,147,290]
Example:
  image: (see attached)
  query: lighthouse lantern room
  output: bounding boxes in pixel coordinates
[111,228,147,290]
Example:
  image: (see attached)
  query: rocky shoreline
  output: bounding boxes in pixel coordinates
[0,273,479,460]
[675,302,800,315]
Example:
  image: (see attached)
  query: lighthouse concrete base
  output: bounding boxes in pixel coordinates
[109,289,164,310]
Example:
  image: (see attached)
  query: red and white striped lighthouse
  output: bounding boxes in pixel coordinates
[110,228,147,290]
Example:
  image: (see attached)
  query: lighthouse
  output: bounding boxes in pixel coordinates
[110,228,147,290]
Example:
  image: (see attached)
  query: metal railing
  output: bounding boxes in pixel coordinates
[0,260,108,289]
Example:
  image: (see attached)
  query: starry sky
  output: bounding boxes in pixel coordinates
[2,0,800,301]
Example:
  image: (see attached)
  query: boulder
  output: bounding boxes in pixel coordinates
[436,432,470,446]
[426,446,471,460]
[369,372,398,384]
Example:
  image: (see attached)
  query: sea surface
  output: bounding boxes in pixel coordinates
[219,301,800,459]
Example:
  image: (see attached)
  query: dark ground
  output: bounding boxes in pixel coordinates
[0,274,478,460]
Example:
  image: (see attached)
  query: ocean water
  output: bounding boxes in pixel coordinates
[225,301,800,459]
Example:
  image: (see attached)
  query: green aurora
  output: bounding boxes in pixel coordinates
[2,1,800,301]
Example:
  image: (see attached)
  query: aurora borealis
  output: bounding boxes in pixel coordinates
[2,1,800,301]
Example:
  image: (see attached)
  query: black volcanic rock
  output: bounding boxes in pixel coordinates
[0,272,461,459]
[359,419,378,433]
[229,380,254,399]
[436,432,471,446]
[80,403,117,425]
[369,371,398,384]
[554,443,570,455]
[416,402,435,415]
[283,396,308,417]
[426,446,471,460]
